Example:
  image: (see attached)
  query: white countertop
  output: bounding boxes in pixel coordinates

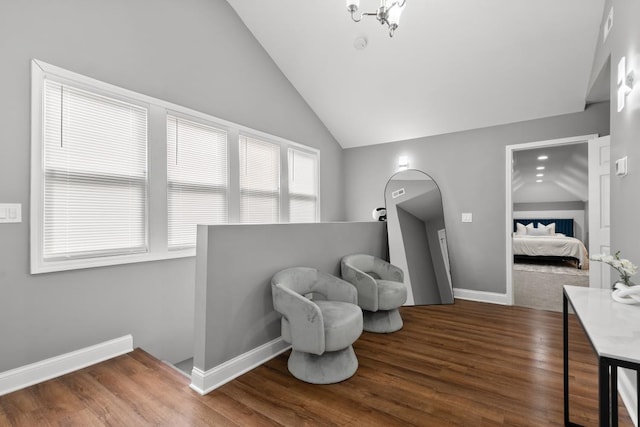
[565,285,640,364]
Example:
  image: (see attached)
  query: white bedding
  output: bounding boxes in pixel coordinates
[513,234,589,268]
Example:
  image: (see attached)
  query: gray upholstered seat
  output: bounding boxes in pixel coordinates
[341,254,407,333]
[271,267,363,384]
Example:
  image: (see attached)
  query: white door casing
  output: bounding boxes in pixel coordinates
[505,134,598,304]
[588,135,611,289]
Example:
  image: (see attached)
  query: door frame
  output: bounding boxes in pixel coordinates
[504,134,598,305]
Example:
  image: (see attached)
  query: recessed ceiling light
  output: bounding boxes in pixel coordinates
[536,166,545,170]
[536,179,543,183]
[537,155,548,160]
[536,173,544,177]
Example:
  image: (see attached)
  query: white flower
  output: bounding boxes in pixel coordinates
[621,259,638,275]
[591,251,638,286]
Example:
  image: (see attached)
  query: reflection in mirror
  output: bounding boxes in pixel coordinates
[384,169,454,306]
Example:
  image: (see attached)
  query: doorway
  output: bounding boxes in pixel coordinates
[505,134,599,308]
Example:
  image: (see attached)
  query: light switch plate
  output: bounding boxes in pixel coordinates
[0,203,22,223]
[615,156,628,176]
[461,213,473,223]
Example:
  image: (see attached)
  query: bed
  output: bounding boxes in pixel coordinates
[512,218,589,269]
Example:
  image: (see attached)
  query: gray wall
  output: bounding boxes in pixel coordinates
[588,0,640,406]
[590,0,640,285]
[194,222,387,371]
[0,0,343,372]
[343,102,610,294]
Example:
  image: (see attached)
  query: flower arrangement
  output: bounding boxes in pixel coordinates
[590,251,638,288]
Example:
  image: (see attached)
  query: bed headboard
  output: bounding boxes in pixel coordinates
[513,218,574,237]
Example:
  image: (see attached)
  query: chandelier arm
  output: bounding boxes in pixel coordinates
[351,11,378,23]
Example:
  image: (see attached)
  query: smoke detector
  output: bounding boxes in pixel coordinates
[353,36,368,50]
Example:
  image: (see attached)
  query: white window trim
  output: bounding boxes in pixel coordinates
[30,59,320,274]
[287,147,321,223]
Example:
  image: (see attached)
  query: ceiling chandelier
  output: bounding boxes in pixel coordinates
[346,0,407,37]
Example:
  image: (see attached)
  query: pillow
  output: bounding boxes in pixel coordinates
[515,222,533,235]
[537,222,556,235]
[528,227,551,236]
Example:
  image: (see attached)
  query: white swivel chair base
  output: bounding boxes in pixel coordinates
[363,309,403,333]
[287,346,359,384]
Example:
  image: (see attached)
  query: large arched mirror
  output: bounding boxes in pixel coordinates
[384,169,454,306]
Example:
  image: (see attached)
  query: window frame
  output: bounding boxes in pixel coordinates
[166,112,230,250]
[238,133,282,224]
[287,147,320,223]
[31,59,320,274]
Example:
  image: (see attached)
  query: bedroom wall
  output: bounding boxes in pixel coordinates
[0,0,344,373]
[343,102,610,295]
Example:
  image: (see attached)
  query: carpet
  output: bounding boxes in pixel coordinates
[513,262,589,312]
[513,260,588,276]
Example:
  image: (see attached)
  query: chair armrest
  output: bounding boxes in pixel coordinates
[314,272,358,304]
[373,258,404,283]
[341,261,378,312]
[272,283,325,355]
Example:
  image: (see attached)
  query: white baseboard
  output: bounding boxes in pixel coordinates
[619,368,639,426]
[0,335,133,396]
[453,288,509,305]
[190,337,290,395]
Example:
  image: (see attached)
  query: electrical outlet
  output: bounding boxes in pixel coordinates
[0,203,22,223]
[392,188,405,199]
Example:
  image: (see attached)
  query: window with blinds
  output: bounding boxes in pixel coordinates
[239,135,280,223]
[167,116,228,248]
[42,79,148,260]
[288,148,319,223]
[32,60,321,273]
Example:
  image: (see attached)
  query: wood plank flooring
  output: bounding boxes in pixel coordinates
[0,300,633,426]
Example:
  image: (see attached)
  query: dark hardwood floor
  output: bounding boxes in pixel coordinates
[0,300,633,426]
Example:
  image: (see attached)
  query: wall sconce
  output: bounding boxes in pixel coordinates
[617,56,635,112]
[398,156,409,171]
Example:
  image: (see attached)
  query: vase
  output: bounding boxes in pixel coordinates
[611,282,640,304]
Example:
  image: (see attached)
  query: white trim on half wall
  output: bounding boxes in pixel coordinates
[0,335,133,396]
[190,337,290,395]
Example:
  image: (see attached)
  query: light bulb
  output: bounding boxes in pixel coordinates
[387,1,405,26]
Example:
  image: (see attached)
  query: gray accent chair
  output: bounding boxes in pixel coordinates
[271,267,363,384]
[341,254,407,333]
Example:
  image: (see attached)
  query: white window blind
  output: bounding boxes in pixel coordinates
[167,115,228,248]
[288,148,319,223]
[239,135,280,223]
[42,79,148,260]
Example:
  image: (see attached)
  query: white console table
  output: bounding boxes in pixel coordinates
[563,285,640,426]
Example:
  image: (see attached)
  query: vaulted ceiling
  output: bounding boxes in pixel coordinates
[227,1,606,148]
[512,143,589,203]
